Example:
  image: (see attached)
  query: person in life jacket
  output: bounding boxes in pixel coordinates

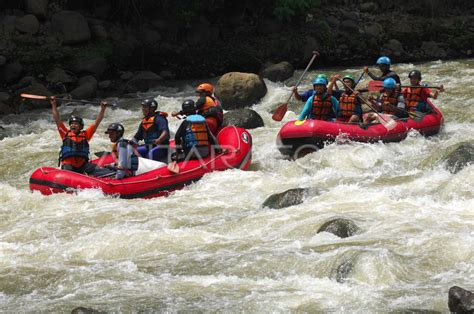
[336,74,363,123]
[297,76,339,121]
[194,83,223,136]
[104,123,139,179]
[363,56,401,90]
[293,74,342,102]
[363,77,406,125]
[402,70,444,113]
[132,98,170,163]
[50,96,108,174]
[172,99,218,163]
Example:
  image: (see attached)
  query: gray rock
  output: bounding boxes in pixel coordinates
[98,80,112,90]
[382,39,405,57]
[262,188,308,209]
[340,19,359,33]
[260,61,294,82]
[142,28,161,44]
[74,57,107,76]
[421,41,448,59]
[159,70,175,79]
[0,100,15,116]
[25,0,48,17]
[15,14,39,34]
[120,71,133,81]
[87,19,107,40]
[0,92,10,102]
[444,142,474,173]
[46,68,76,84]
[360,2,378,12]
[364,23,384,38]
[325,16,340,29]
[317,218,359,238]
[125,71,162,93]
[51,11,91,44]
[222,108,264,129]
[334,259,354,283]
[0,55,6,66]
[448,286,474,313]
[3,16,17,34]
[215,72,267,110]
[0,62,23,84]
[70,82,97,99]
[71,307,105,314]
[303,36,320,61]
[78,75,98,87]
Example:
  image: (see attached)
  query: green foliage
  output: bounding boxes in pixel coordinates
[273,0,321,21]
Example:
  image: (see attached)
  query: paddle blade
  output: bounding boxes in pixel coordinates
[167,162,179,174]
[20,93,50,100]
[368,80,384,92]
[408,111,425,123]
[272,103,288,121]
[376,114,397,130]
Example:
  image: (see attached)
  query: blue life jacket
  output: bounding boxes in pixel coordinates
[59,130,89,162]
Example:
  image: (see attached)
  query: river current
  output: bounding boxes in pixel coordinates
[0,59,473,312]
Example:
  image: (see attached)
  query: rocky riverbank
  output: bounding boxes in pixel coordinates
[1,0,473,115]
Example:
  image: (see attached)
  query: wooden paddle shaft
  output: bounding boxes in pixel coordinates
[285,51,319,103]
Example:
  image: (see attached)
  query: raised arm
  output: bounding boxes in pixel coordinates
[50,97,62,128]
[93,101,108,129]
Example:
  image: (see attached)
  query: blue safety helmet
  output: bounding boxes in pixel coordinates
[312,77,327,86]
[383,78,397,89]
[376,56,391,65]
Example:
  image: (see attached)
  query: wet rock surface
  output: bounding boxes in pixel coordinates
[262,188,309,209]
[222,108,264,129]
[317,218,359,238]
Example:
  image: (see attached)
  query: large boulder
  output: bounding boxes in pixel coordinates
[15,81,52,111]
[260,61,294,82]
[317,218,359,238]
[215,72,267,110]
[421,41,448,59]
[70,82,97,99]
[444,142,474,173]
[448,286,474,313]
[74,57,107,76]
[87,18,108,40]
[222,108,264,129]
[0,55,6,66]
[364,23,384,38]
[381,39,405,57]
[186,23,211,46]
[46,68,76,84]
[15,14,39,34]
[125,71,162,93]
[0,62,23,84]
[51,11,91,44]
[0,100,15,116]
[25,0,48,18]
[262,188,309,209]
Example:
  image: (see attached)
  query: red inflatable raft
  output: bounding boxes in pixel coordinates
[30,126,252,199]
[277,101,443,156]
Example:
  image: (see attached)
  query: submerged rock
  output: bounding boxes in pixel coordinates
[448,286,474,313]
[71,307,105,314]
[215,72,267,110]
[222,108,264,129]
[317,218,359,238]
[444,142,474,173]
[262,188,308,209]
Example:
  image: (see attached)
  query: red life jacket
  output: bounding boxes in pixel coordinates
[311,94,333,120]
[381,92,400,115]
[405,87,424,112]
[339,92,358,118]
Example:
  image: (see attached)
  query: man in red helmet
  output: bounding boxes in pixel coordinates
[194,83,223,136]
[50,97,108,174]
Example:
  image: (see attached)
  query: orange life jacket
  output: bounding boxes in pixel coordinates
[311,93,333,120]
[141,112,168,130]
[199,96,223,126]
[184,115,210,149]
[140,112,169,144]
[381,92,400,115]
[405,87,424,112]
[339,92,358,118]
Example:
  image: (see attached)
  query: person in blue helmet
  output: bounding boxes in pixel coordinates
[297,76,339,121]
[364,56,401,86]
[132,98,170,162]
[363,77,406,125]
[293,74,342,102]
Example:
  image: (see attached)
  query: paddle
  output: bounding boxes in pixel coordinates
[272,51,319,121]
[167,161,179,174]
[354,72,365,88]
[337,79,397,130]
[368,80,443,91]
[20,93,117,107]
